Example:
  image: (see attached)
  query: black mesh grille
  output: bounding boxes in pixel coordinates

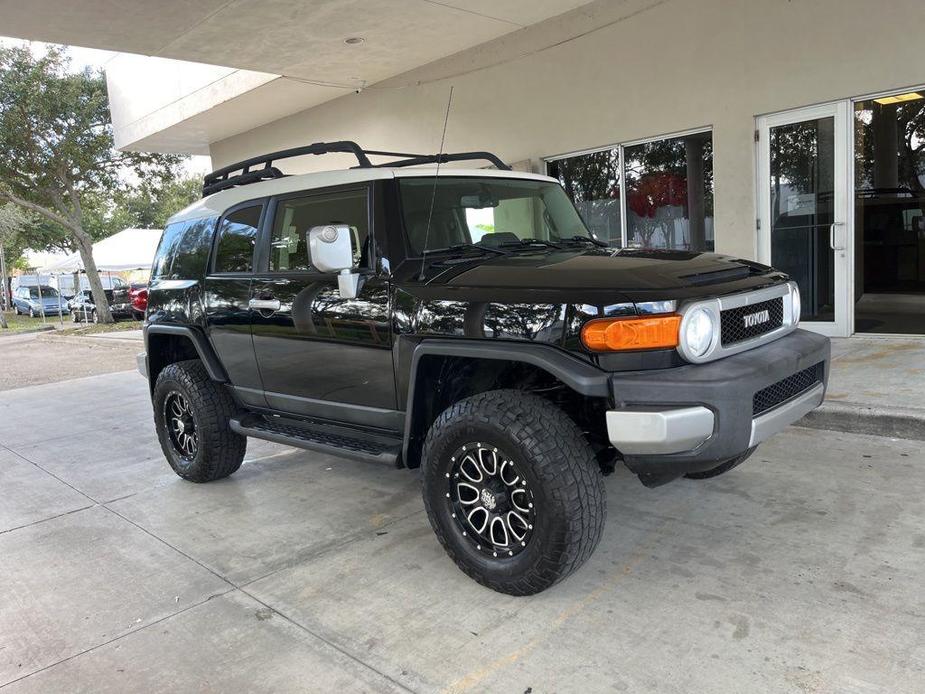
[753,363,824,416]
[721,297,784,346]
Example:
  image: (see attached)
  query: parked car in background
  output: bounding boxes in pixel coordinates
[68,289,135,323]
[12,286,65,317]
[128,283,148,319]
[13,273,130,300]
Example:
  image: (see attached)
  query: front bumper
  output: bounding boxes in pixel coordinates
[136,351,148,379]
[606,329,830,484]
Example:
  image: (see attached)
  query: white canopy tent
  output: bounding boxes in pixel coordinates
[23,248,71,270]
[39,228,162,273]
[20,228,162,325]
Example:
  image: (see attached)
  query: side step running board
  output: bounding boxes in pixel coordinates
[230,414,401,466]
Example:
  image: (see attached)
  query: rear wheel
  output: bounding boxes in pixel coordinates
[422,390,606,595]
[153,360,246,482]
[28,307,35,318]
[684,447,757,480]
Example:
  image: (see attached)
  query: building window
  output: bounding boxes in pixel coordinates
[854,90,925,333]
[547,130,714,252]
[545,148,622,247]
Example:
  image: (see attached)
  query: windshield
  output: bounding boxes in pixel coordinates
[399,177,593,255]
[29,287,58,298]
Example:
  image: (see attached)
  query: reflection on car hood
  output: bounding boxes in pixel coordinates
[442,248,777,289]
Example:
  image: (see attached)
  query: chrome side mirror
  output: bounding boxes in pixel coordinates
[308,224,360,299]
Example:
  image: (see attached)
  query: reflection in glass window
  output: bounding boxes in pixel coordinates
[270,189,369,272]
[214,205,261,273]
[548,131,714,251]
[768,117,835,323]
[623,131,713,251]
[546,149,622,246]
[854,92,925,333]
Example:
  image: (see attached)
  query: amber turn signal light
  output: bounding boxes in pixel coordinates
[580,315,682,352]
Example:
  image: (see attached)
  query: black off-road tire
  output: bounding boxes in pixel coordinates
[684,446,757,480]
[153,360,246,482]
[422,389,606,595]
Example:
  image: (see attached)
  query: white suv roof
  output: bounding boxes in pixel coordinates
[169,167,558,225]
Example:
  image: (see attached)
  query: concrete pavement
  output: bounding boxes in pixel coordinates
[1,369,923,692]
[805,336,925,440]
[0,332,138,392]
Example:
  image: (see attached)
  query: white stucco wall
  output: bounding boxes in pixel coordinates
[208,0,925,261]
[106,53,278,154]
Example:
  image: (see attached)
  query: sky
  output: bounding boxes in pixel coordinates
[0,36,212,178]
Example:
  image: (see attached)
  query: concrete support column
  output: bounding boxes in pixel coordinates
[872,103,899,189]
[685,137,706,251]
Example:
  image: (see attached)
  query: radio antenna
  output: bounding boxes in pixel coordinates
[419,85,454,280]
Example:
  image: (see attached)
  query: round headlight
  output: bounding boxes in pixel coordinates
[790,283,801,324]
[683,307,715,358]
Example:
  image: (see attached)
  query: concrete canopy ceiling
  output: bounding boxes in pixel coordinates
[0,0,593,86]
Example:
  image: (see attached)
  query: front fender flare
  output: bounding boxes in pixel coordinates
[401,339,610,467]
[144,323,228,383]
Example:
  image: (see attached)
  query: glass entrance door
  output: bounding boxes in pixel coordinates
[757,102,851,336]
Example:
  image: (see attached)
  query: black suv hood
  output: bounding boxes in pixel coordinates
[413,248,786,304]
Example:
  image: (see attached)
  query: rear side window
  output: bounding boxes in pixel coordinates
[214,206,261,273]
[151,222,185,279]
[171,218,216,279]
[152,217,219,280]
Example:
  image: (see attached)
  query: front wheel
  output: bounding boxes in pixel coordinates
[422,390,606,595]
[153,360,246,482]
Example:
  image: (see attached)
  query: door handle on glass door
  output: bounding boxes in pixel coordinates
[830,222,845,251]
[249,298,281,311]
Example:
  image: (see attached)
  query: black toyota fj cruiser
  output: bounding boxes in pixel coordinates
[140,141,830,595]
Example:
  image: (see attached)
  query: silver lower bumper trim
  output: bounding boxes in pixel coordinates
[606,406,715,455]
[749,383,825,447]
[136,352,148,379]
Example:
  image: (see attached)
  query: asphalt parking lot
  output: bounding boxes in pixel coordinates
[1,369,924,693]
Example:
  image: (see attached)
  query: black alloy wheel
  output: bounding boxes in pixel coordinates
[447,442,535,558]
[152,360,245,482]
[422,390,606,595]
[164,391,198,461]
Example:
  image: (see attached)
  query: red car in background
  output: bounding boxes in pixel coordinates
[129,283,148,320]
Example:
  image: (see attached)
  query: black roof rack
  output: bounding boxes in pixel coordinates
[201,140,511,197]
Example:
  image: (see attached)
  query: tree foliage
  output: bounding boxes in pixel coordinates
[0,44,184,321]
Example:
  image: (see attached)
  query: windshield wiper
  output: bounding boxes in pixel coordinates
[499,238,563,250]
[422,243,509,258]
[418,243,509,278]
[559,235,608,247]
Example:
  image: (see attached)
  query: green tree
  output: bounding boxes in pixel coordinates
[112,176,202,230]
[0,44,183,322]
[0,203,35,326]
